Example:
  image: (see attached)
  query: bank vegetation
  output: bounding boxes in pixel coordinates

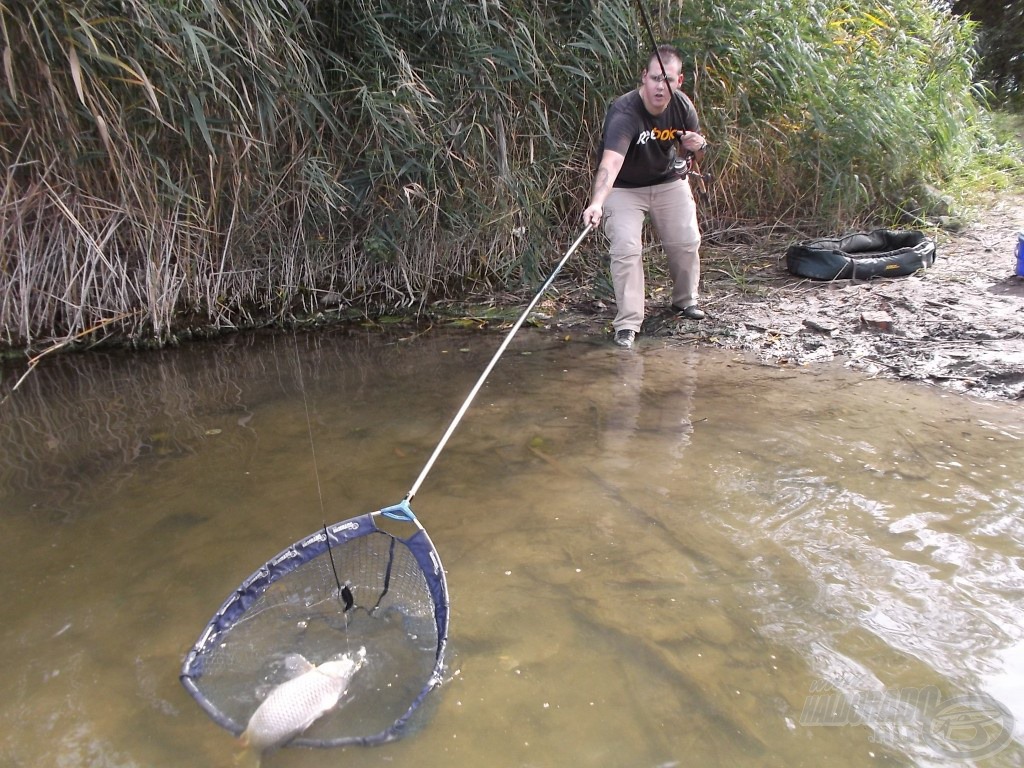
[0,0,1018,353]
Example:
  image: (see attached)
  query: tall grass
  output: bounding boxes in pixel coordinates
[0,0,1002,352]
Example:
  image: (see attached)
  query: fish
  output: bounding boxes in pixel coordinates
[240,646,367,753]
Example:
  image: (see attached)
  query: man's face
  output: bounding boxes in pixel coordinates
[640,57,683,114]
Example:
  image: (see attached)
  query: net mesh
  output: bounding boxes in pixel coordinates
[180,513,449,747]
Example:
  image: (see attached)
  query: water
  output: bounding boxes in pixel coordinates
[1,328,1022,767]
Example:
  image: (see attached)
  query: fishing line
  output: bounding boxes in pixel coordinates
[295,337,351,621]
[322,521,354,612]
[293,334,327,522]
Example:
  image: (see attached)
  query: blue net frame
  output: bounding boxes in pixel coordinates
[180,509,449,747]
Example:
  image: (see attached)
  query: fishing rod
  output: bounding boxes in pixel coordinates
[635,0,672,84]
[633,0,712,204]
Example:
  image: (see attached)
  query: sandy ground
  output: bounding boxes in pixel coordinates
[545,192,1024,402]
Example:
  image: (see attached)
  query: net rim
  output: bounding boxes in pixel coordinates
[180,511,450,748]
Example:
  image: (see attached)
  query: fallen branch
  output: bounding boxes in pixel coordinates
[1,312,139,405]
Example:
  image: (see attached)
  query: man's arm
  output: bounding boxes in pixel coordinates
[582,149,626,227]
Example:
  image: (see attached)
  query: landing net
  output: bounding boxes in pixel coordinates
[180,511,448,747]
[180,226,590,749]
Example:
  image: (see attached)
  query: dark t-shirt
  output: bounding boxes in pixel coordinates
[600,89,701,188]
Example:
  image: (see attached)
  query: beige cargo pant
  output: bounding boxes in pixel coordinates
[603,177,701,333]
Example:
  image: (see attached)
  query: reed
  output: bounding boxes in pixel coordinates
[0,0,1011,353]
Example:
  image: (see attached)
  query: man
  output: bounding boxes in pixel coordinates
[582,45,707,349]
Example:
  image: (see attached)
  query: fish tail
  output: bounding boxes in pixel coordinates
[234,742,261,768]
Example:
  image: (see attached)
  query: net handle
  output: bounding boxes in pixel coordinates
[394,225,593,510]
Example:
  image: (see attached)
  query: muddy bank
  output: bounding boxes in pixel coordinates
[544,193,1024,402]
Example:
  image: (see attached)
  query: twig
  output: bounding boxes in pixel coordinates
[1,312,139,405]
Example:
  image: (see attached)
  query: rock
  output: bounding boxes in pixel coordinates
[919,183,955,217]
[937,215,965,232]
[860,311,894,333]
[898,198,924,225]
[802,318,836,335]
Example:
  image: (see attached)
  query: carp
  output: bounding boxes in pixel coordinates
[240,647,366,753]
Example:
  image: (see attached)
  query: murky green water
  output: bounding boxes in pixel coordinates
[1,328,1022,767]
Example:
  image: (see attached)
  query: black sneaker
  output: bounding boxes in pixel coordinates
[614,329,636,348]
[671,304,705,320]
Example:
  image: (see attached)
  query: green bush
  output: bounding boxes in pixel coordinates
[669,0,993,222]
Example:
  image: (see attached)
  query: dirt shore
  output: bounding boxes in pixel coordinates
[547,192,1024,402]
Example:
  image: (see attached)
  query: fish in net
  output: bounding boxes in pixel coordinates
[180,509,448,748]
[179,227,591,752]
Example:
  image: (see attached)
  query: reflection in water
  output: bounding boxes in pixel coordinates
[1,330,1022,768]
[602,345,696,463]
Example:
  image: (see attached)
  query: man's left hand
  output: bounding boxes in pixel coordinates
[679,131,707,154]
